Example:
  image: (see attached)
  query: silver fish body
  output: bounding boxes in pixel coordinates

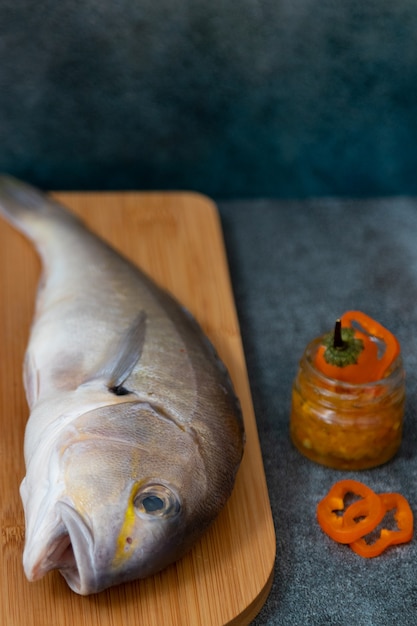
[0,176,244,595]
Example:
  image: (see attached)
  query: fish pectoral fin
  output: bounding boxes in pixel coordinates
[91,311,147,391]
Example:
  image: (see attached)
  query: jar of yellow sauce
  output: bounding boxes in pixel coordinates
[290,313,406,470]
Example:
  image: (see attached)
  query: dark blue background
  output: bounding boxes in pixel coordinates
[1,0,417,198]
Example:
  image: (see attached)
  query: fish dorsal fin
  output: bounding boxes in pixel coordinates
[92,311,147,391]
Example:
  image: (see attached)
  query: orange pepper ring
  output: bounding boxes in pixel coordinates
[314,310,401,384]
[317,479,384,544]
[349,492,414,558]
[341,311,400,379]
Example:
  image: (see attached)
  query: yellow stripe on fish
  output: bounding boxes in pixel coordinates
[113,482,142,569]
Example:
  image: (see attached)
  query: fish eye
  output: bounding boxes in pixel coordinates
[142,495,164,512]
[134,484,180,518]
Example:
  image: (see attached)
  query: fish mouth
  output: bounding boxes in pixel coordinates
[56,502,96,594]
[26,502,97,595]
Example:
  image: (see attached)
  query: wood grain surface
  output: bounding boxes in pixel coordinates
[0,191,275,625]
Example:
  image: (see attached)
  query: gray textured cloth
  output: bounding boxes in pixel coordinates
[218,198,417,625]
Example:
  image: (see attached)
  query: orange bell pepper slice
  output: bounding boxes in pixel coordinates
[315,311,400,383]
[316,479,385,544]
[349,492,414,558]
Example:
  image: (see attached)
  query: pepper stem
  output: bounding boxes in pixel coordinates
[321,320,364,367]
[333,319,345,349]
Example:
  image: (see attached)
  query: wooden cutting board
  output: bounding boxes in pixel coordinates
[0,191,275,626]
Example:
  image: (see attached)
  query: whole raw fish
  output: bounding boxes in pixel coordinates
[0,176,244,595]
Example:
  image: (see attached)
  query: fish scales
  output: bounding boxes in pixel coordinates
[0,175,244,595]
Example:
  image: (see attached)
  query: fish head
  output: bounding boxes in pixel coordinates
[22,401,226,595]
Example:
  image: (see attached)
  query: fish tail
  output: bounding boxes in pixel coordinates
[0,174,79,239]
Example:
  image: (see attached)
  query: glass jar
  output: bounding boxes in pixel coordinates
[290,336,406,470]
